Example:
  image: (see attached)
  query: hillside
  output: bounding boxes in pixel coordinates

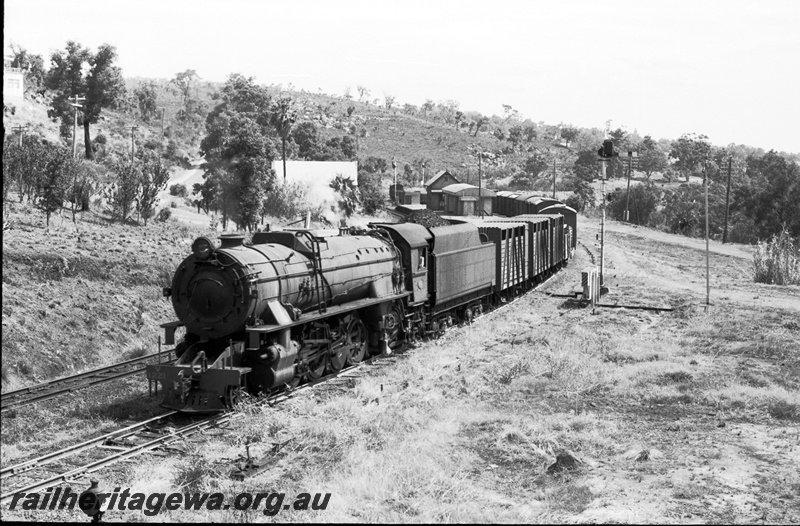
[2,201,798,523]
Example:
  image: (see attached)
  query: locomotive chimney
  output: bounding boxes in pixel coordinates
[219,233,245,248]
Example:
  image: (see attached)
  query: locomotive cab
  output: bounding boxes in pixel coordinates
[370,223,431,305]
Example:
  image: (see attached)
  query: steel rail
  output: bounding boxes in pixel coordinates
[0,354,393,505]
[0,411,178,481]
[1,351,174,412]
[0,412,230,504]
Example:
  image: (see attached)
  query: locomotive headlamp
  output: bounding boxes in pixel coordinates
[192,237,215,260]
[192,363,203,374]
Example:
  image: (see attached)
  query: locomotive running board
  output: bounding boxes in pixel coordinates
[246,292,412,336]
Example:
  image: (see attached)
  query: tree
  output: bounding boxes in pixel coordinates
[200,74,277,230]
[566,179,596,212]
[669,133,711,182]
[105,160,141,223]
[402,103,417,116]
[523,155,548,177]
[36,144,76,228]
[384,94,396,110]
[171,69,199,108]
[45,42,127,160]
[573,150,599,182]
[560,126,579,148]
[4,135,49,204]
[472,116,487,137]
[68,160,104,221]
[608,182,663,226]
[735,151,800,238]
[269,95,297,182]
[454,111,464,130]
[638,135,669,178]
[501,104,519,123]
[608,128,630,151]
[357,85,370,102]
[137,152,171,225]
[421,99,435,119]
[293,121,321,160]
[134,81,158,123]
[507,125,525,151]
[169,183,188,197]
[358,170,385,215]
[330,175,359,217]
[361,156,388,174]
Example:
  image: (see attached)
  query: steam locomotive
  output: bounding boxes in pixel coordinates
[147,206,575,412]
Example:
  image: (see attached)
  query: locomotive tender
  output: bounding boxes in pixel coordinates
[147,209,574,412]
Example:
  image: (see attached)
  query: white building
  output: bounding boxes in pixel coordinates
[271,160,358,203]
[3,51,24,101]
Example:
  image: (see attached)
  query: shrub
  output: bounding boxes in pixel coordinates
[169,183,188,197]
[358,171,386,215]
[156,208,172,222]
[608,182,662,225]
[753,230,800,285]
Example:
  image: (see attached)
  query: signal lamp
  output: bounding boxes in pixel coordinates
[192,237,215,260]
[603,139,614,157]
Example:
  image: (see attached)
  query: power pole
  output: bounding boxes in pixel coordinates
[624,151,637,222]
[129,123,139,164]
[69,95,86,158]
[478,153,483,217]
[160,107,166,136]
[722,157,732,244]
[704,162,710,310]
[552,158,557,199]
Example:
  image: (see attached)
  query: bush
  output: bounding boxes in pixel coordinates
[156,208,172,222]
[608,182,662,226]
[565,194,585,213]
[169,183,188,197]
[358,171,386,215]
[753,230,800,285]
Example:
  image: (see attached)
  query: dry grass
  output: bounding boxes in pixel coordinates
[753,230,800,285]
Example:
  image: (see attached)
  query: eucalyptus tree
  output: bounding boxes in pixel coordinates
[45,41,127,160]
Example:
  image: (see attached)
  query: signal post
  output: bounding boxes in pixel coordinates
[596,139,617,290]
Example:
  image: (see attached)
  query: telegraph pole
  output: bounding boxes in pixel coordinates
[160,107,166,136]
[722,157,732,244]
[552,158,557,199]
[69,95,86,158]
[704,162,710,310]
[624,151,637,222]
[478,153,483,217]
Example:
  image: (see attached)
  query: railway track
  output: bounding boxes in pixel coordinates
[0,269,567,506]
[0,350,175,414]
[0,350,404,506]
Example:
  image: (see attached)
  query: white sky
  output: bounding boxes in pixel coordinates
[5,0,800,153]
